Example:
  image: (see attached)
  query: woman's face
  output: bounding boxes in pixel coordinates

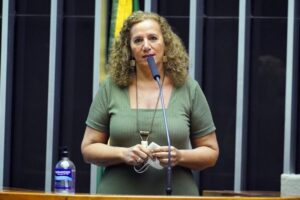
[130,19,165,69]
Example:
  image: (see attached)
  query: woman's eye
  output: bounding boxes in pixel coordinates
[149,36,158,41]
[133,38,143,44]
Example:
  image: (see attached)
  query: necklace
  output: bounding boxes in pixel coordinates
[136,75,164,147]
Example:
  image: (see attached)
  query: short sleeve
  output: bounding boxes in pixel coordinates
[190,81,216,138]
[85,78,111,133]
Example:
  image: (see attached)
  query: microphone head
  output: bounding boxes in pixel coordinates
[146,56,160,80]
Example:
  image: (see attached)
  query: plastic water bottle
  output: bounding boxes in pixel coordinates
[54,146,76,194]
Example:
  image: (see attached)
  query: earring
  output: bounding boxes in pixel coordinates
[163,56,167,63]
[130,59,136,67]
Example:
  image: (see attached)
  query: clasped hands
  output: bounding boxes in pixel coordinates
[122,142,181,168]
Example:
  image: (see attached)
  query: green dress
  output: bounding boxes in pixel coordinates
[86,76,216,195]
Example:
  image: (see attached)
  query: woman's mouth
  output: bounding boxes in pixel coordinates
[142,54,155,58]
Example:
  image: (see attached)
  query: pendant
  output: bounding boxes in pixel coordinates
[141,140,148,148]
[139,130,150,148]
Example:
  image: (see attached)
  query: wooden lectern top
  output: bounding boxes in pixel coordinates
[0,190,299,200]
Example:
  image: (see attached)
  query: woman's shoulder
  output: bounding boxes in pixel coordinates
[101,76,121,88]
[99,76,127,95]
[176,76,205,100]
[101,76,113,85]
[181,76,201,90]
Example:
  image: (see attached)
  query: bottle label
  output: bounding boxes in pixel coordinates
[54,169,73,190]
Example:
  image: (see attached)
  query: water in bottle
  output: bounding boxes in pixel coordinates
[54,146,76,194]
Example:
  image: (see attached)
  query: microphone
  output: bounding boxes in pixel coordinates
[146,56,160,81]
[146,56,172,195]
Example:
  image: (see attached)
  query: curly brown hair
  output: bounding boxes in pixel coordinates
[109,11,189,87]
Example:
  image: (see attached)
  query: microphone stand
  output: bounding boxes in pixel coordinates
[147,56,172,195]
[154,76,172,195]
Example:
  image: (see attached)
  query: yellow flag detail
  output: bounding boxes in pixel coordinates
[114,0,133,37]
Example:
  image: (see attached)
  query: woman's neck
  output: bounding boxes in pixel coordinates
[136,65,164,83]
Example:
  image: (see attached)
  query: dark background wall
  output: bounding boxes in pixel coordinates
[1,0,299,194]
[11,0,51,190]
[9,0,95,192]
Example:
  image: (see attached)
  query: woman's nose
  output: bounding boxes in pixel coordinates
[142,40,151,52]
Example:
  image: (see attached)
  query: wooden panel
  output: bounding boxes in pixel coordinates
[0,191,67,200]
[203,190,280,197]
[68,195,299,200]
[0,190,299,200]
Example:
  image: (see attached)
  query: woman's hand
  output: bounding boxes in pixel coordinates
[122,144,153,166]
[81,127,153,167]
[150,132,219,170]
[151,146,182,167]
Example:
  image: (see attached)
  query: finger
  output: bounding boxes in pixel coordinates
[136,157,143,164]
[151,146,174,153]
[153,150,174,159]
[157,158,171,167]
[134,144,152,160]
[135,156,148,166]
[159,157,177,167]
